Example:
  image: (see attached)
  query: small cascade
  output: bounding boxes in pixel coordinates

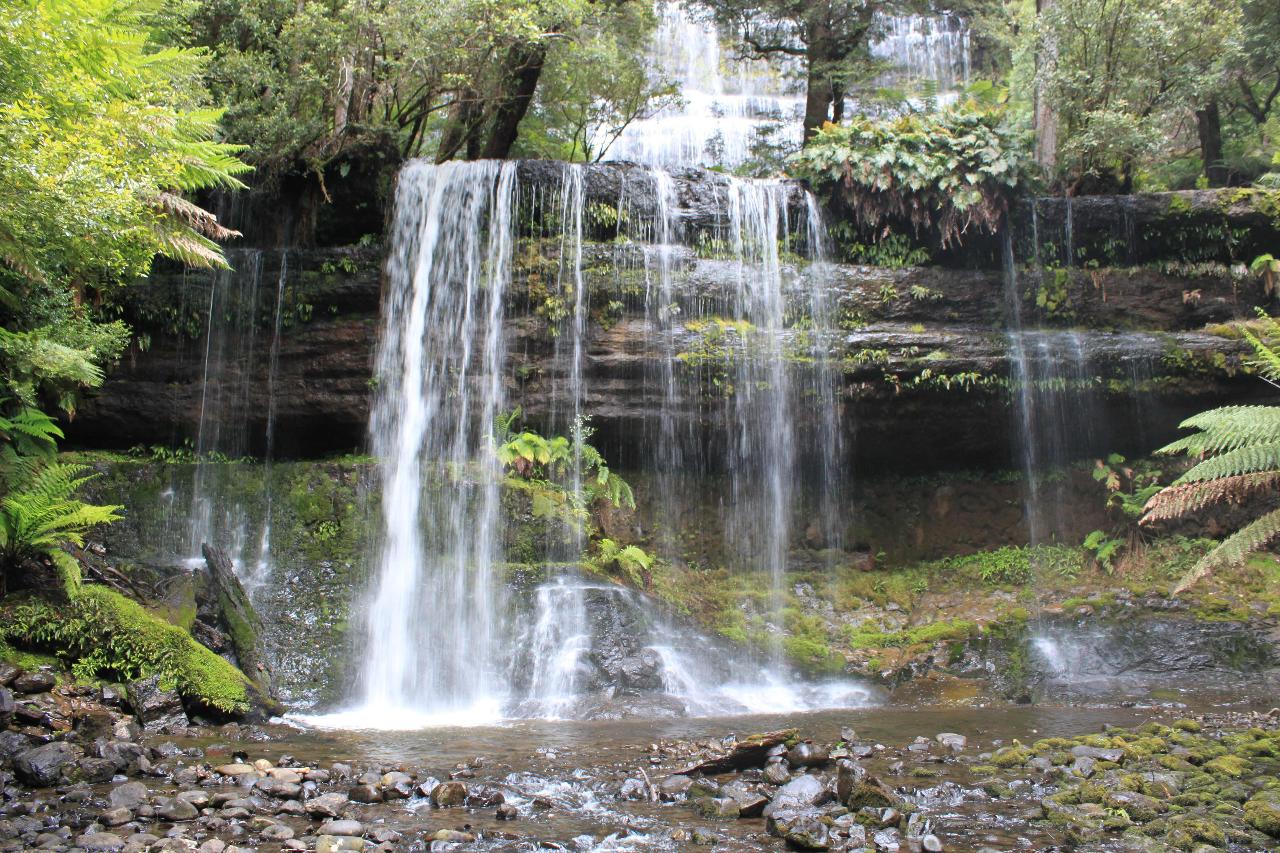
[249,250,291,597]
[605,2,803,169]
[352,160,517,727]
[186,249,265,569]
[869,13,971,103]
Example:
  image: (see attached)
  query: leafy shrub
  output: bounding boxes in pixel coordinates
[789,104,1030,249]
[595,537,654,586]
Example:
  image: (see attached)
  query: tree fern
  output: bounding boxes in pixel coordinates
[1142,318,1280,591]
[0,461,122,573]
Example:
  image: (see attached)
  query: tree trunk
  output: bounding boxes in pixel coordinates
[481,43,549,160]
[1033,0,1059,173]
[435,91,483,163]
[801,22,835,144]
[201,543,272,697]
[1197,100,1227,187]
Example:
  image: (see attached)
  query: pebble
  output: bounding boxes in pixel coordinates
[317,818,364,837]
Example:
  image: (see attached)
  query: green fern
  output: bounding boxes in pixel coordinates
[597,538,654,587]
[1143,321,1280,591]
[0,461,123,572]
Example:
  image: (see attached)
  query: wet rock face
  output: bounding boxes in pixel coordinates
[14,741,83,787]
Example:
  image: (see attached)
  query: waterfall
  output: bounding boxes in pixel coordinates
[350,160,516,727]
[250,250,290,596]
[605,4,972,168]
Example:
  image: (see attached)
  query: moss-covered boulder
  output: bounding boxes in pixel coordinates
[1244,791,1280,838]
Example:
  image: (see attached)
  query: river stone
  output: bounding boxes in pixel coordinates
[784,813,831,850]
[99,740,146,772]
[836,759,866,803]
[177,790,210,808]
[100,807,132,826]
[659,774,694,799]
[318,819,364,836]
[431,780,468,807]
[466,784,505,807]
[256,776,302,799]
[922,834,944,851]
[316,836,365,853]
[720,782,769,818]
[157,797,199,821]
[262,823,295,841]
[73,756,118,782]
[15,741,83,786]
[347,783,381,803]
[0,730,33,764]
[305,792,348,817]
[1071,755,1097,778]
[1105,791,1165,822]
[0,688,14,720]
[217,763,256,776]
[1070,745,1123,762]
[496,803,519,820]
[12,670,55,694]
[787,742,830,768]
[769,774,831,812]
[935,733,967,751]
[874,827,903,851]
[78,832,126,852]
[433,829,475,842]
[763,760,792,785]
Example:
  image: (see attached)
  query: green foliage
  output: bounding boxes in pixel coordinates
[1144,323,1280,590]
[495,409,635,511]
[0,586,250,713]
[0,0,248,412]
[790,103,1031,248]
[1082,529,1124,574]
[595,537,654,586]
[0,462,122,594]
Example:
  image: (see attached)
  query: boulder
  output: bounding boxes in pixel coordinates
[845,776,902,810]
[77,832,126,852]
[156,797,198,821]
[305,792,348,818]
[784,813,831,850]
[787,742,830,768]
[317,819,364,837]
[0,662,20,686]
[769,774,831,812]
[12,670,56,694]
[347,783,381,803]
[430,780,468,808]
[109,782,149,810]
[126,676,186,732]
[15,741,83,787]
[935,733,967,752]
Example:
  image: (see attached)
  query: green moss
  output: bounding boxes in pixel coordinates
[1205,755,1250,778]
[0,586,252,714]
[844,618,977,650]
[1244,792,1280,838]
[991,744,1033,768]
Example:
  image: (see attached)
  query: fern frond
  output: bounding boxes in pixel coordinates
[1173,506,1280,594]
[1172,441,1280,484]
[1156,406,1280,457]
[1141,472,1280,524]
[1242,325,1280,383]
[153,192,241,241]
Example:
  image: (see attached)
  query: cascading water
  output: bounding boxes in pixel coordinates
[869,13,971,103]
[304,160,875,729]
[340,160,516,728]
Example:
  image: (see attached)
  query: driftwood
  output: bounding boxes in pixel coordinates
[201,543,272,697]
[679,728,798,775]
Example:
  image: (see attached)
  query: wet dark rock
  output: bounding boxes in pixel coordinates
[430,780,467,808]
[768,774,832,813]
[347,783,381,803]
[0,689,13,723]
[719,782,768,818]
[618,778,647,800]
[109,778,149,809]
[874,827,903,851]
[11,671,55,695]
[836,759,867,803]
[0,664,19,687]
[0,730,32,765]
[496,803,519,820]
[465,784,505,807]
[71,757,117,783]
[763,760,792,786]
[680,729,797,774]
[15,742,82,787]
[255,776,302,799]
[786,742,830,768]
[125,677,186,732]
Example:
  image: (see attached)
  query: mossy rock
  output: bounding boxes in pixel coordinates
[1164,816,1227,849]
[1204,755,1250,778]
[991,744,1033,768]
[1243,791,1280,838]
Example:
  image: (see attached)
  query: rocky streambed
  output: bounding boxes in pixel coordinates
[3,654,1280,852]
